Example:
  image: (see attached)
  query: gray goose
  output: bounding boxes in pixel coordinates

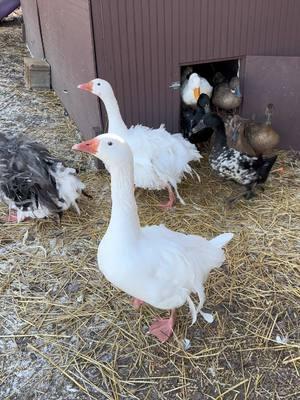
[0,132,86,222]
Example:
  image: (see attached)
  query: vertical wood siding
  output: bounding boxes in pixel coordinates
[20,0,44,59]
[35,0,100,138]
[91,0,300,133]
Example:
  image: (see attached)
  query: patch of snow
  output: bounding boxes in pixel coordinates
[0,260,14,272]
[76,294,84,303]
[59,296,69,304]
[0,242,21,254]
[49,238,57,249]
[100,353,113,362]
[275,335,288,345]
[22,229,29,245]
[182,338,191,351]
[66,385,79,393]
[199,310,214,323]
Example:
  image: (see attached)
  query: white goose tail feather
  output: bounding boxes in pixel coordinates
[187,296,197,325]
[210,233,234,248]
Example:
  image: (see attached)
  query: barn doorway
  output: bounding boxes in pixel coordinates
[183,58,240,86]
[180,58,241,142]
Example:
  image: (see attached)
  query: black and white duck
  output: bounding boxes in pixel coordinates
[187,94,214,145]
[195,113,277,201]
[0,132,86,222]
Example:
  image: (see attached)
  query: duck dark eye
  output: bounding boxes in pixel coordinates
[97,83,101,86]
[108,141,112,146]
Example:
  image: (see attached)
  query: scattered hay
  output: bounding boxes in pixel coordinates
[0,19,299,400]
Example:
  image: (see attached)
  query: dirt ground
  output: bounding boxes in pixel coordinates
[0,13,299,400]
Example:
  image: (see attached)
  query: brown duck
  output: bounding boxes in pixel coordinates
[212,76,242,111]
[225,104,280,157]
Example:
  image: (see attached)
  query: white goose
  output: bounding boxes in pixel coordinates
[73,133,233,343]
[0,132,85,222]
[78,79,200,209]
[181,72,213,107]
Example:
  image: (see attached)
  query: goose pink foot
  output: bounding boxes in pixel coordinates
[159,185,176,209]
[132,297,144,310]
[2,214,31,223]
[149,309,176,343]
[2,213,18,223]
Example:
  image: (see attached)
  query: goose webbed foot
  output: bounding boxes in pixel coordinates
[148,309,176,343]
[132,297,144,310]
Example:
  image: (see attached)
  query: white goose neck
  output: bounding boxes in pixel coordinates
[108,163,140,241]
[102,92,128,135]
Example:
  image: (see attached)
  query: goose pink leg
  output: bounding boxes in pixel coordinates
[159,185,176,209]
[2,213,30,223]
[2,213,18,223]
[149,309,176,343]
[132,297,144,310]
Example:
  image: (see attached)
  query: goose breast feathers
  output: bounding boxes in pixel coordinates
[126,124,201,192]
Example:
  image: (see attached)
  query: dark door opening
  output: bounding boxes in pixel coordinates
[180,58,241,139]
[181,58,240,86]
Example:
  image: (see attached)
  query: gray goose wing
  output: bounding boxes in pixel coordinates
[0,133,63,214]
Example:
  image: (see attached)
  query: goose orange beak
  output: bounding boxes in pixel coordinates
[78,81,93,92]
[72,137,100,155]
[193,87,200,100]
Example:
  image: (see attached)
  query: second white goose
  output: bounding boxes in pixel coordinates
[78,78,201,209]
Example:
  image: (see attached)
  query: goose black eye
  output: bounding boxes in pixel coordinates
[97,83,101,86]
[108,141,112,146]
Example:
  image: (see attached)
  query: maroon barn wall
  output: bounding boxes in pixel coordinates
[21,0,101,139]
[22,0,300,148]
[91,0,300,148]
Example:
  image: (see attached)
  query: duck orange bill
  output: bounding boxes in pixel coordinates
[193,87,200,100]
[72,137,100,155]
[77,81,93,92]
